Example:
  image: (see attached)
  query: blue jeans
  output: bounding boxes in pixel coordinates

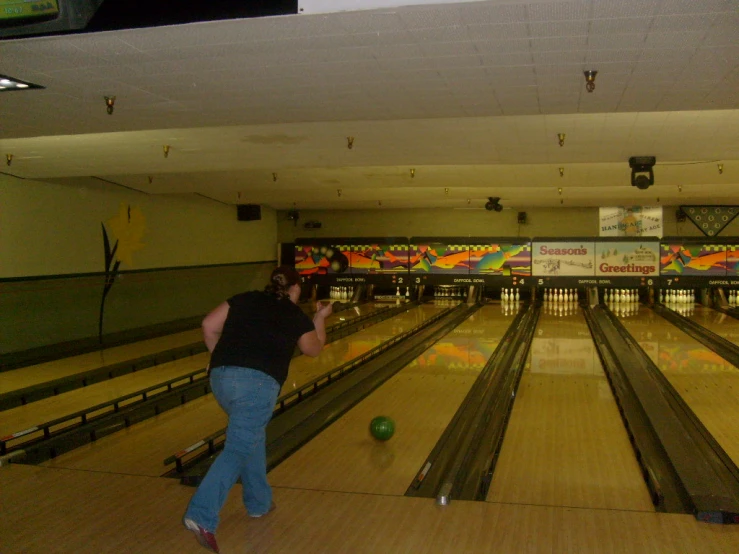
[184,366,280,532]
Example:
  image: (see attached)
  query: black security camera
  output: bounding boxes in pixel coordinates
[629,156,656,190]
[485,197,503,212]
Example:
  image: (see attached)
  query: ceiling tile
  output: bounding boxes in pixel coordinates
[526,1,592,22]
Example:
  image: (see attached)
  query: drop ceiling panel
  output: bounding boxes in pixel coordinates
[657,0,734,15]
[1,0,736,211]
[645,31,707,48]
[457,3,527,26]
[466,22,530,40]
[592,0,660,19]
[525,1,592,22]
[588,17,654,35]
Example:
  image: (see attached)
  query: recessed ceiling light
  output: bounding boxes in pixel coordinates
[0,74,44,92]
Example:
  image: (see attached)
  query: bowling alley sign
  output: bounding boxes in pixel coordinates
[595,242,659,277]
[532,241,594,276]
[533,240,660,279]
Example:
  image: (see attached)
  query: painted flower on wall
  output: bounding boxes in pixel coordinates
[107,203,146,266]
[99,203,147,341]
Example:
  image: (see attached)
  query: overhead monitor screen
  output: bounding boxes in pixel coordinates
[0,0,59,23]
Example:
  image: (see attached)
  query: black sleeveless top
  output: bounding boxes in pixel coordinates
[209,291,314,386]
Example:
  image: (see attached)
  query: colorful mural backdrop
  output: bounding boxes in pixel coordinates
[599,206,663,237]
[660,243,727,276]
[409,241,471,274]
[595,242,660,277]
[292,237,739,281]
[532,241,595,276]
[469,242,531,276]
[726,244,739,277]
[294,243,352,276]
[348,242,409,274]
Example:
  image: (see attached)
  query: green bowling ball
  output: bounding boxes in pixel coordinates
[369,416,395,441]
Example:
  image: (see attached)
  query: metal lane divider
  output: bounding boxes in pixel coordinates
[596,304,739,524]
[0,368,209,458]
[0,303,404,413]
[653,303,739,368]
[0,342,208,411]
[405,303,540,505]
[583,305,690,515]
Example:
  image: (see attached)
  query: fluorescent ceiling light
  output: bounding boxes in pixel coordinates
[0,74,44,92]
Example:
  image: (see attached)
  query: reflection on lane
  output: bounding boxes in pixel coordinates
[615,306,739,468]
[684,305,739,347]
[281,304,447,395]
[487,306,654,512]
[322,301,385,327]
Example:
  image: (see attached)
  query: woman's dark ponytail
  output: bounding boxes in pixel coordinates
[265,265,302,299]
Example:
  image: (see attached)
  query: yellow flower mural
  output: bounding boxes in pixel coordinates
[98,204,146,341]
[107,203,146,267]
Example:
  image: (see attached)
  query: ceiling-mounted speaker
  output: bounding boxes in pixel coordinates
[237,204,261,221]
[518,211,527,224]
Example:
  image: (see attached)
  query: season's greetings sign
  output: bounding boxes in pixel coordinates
[532,240,660,277]
[595,242,660,277]
[532,242,594,276]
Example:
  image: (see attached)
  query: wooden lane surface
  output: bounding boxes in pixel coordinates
[268,305,514,496]
[0,332,735,554]
[685,305,739,347]
[281,303,447,394]
[617,307,739,467]
[0,302,385,398]
[0,353,209,443]
[487,307,654,512]
[2,465,738,554]
[1,304,394,443]
[0,329,203,396]
[322,301,385,327]
[39,305,447,476]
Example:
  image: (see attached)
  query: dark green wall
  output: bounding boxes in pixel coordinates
[0,262,274,356]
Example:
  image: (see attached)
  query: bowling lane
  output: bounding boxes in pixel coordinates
[682,304,739,347]
[0,354,209,444]
[280,303,447,395]
[267,304,516,496]
[0,328,203,396]
[322,301,386,327]
[40,304,448,476]
[0,302,385,399]
[616,306,739,467]
[486,303,654,512]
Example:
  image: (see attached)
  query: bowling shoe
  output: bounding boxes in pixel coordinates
[184,518,220,553]
[249,501,277,518]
